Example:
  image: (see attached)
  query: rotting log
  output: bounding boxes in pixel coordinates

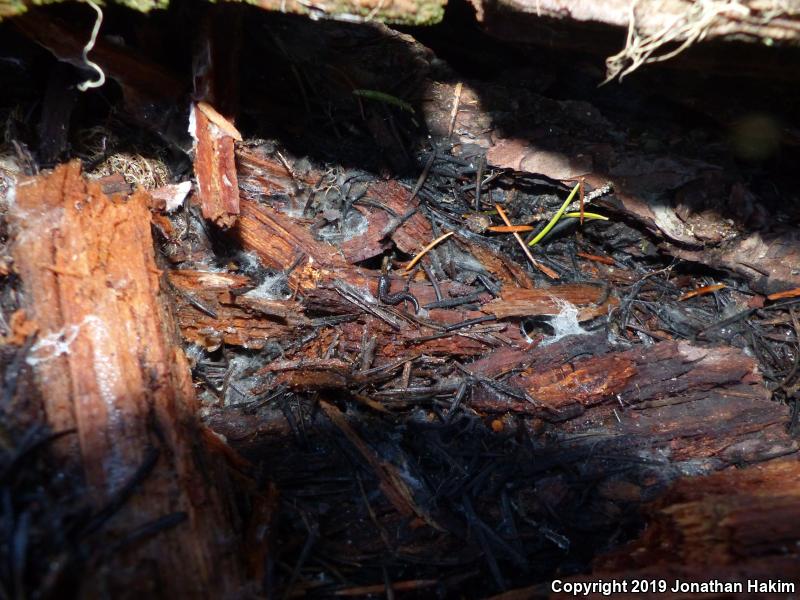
[474,0,800,44]
[492,458,800,599]
[474,0,800,45]
[9,162,248,598]
[598,457,800,570]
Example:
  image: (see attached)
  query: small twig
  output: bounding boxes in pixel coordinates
[421,263,443,302]
[448,82,463,136]
[410,152,436,201]
[423,292,483,310]
[444,315,497,332]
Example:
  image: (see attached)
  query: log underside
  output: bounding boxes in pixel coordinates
[1,4,800,598]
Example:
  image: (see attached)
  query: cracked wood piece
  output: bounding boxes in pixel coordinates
[604,457,800,568]
[237,151,431,264]
[10,162,246,598]
[341,180,433,263]
[238,198,349,271]
[237,147,317,195]
[168,269,302,350]
[486,283,617,320]
[469,338,796,462]
[550,458,800,598]
[191,102,240,228]
[512,340,763,411]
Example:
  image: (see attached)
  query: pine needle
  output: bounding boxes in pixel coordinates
[528,182,581,247]
[404,231,454,272]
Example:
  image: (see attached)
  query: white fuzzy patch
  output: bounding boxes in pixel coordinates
[244,272,291,301]
[26,315,102,366]
[540,300,589,346]
[188,103,198,141]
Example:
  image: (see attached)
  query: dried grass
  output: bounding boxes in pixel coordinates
[91,152,170,189]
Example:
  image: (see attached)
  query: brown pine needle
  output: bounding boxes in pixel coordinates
[579,177,585,225]
[679,284,726,301]
[767,287,800,301]
[487,224,535,233]
[404,231,454,272]
[495,204,559,279]
[576,251,615,265]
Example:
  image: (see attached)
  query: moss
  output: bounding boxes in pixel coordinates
[0,0,28,18]
[114,0,170,11]
[0,0,169,20]
[0,0,444,25]
[334,0,445,25]
[227,0,444,25]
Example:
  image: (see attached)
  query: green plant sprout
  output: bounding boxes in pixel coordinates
[352,89,415,114]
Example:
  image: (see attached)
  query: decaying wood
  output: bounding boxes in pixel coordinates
[599,457,800,569]
[9,162,247,597]
[510,458,800,599]
[168,269,302,350]
[238,149,434,265]
[465,333,797,461]
[197,144,797,471]
[486,284,615,320]
[191,102,241,228]
[341,180,433,263]
[158,192,617,363]
[5,7,800,597]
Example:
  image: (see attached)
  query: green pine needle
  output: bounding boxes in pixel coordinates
[528,182,581,247]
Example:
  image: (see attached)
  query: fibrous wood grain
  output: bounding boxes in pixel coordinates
[10,162,246,598]
[191,102,241,228]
